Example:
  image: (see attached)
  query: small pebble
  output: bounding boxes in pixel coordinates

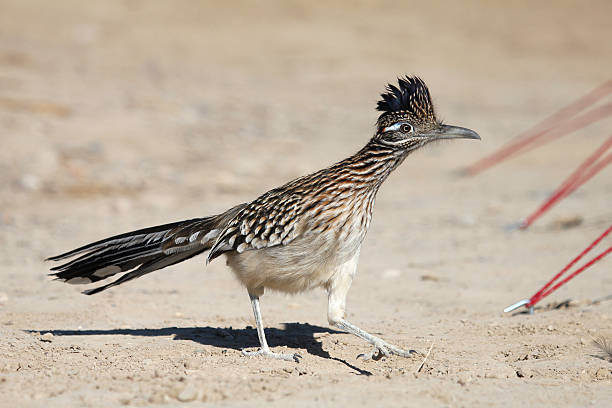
[595,367,611,380]
[148,392,166,404]
[287,303,301,309]
[177,384,198,402]
[516,368,533,378]
[550,215,583,230]
[383,269,401,279]
[457,373,472,385]
[184,358,200,370]
[40,333,54,342]
[18,174,41,191]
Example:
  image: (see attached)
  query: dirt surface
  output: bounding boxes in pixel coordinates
[1,1,612,406]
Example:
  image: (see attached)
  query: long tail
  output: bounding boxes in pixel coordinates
[47,204,245,295]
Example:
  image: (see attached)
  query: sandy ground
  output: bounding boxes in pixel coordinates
[1,0,611,406]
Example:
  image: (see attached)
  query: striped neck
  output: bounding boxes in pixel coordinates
[339,140,407,190]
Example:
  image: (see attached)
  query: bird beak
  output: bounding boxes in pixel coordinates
[426,125,481,140]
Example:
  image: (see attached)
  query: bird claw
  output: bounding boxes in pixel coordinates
[357,345,388,361]
[356,342,416,361]
[241,348,301,362]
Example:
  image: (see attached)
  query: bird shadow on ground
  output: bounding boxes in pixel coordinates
[26,322,372,376]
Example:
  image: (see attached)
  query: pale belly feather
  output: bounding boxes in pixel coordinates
[225,221,365,295]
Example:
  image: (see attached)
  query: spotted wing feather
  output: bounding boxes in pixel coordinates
[207,189,304,262]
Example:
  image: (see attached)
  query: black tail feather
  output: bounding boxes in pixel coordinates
[51,247,161,283]
[47,217,219,290]
[46,219,202,262]
[46,204,247,294]
[50,243,159,273]
[82,248,206,295]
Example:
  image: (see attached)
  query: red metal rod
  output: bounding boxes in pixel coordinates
[560,153,612,201]
[522,102,612,152]
[528,224,612,308]
[537,245,612,302]
[464,80,612,176]
[520,134,612,229]
[524,152,612,229]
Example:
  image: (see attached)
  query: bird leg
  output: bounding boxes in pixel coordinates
[241,293,301,362]
[327,254,415,360]
[335,319,416,361]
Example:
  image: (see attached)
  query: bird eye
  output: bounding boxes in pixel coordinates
[400,123,413,133]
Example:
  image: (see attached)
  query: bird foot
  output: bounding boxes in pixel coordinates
[357,341,416,361]
[241,347,301,362]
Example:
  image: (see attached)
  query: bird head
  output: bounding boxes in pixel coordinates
[374,76,480,151]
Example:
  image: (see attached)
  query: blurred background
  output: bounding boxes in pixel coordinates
[2,0,610,279]
[0,1,611,405]
[1,0,610,220]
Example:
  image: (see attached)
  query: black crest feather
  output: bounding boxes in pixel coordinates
[376,76,435,124]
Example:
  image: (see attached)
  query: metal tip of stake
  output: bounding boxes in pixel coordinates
[504,299,530,313]
[504,222,524,232]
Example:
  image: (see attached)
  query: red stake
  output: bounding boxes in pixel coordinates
[519,134,612,229]
[465,80,612,176]
[505,224,612,314]
[522,102,612,152]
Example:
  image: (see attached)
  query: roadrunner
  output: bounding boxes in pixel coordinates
[47,76,480,362]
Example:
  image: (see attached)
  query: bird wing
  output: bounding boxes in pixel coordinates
[207,188,304,262]
[161,202,248,255]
